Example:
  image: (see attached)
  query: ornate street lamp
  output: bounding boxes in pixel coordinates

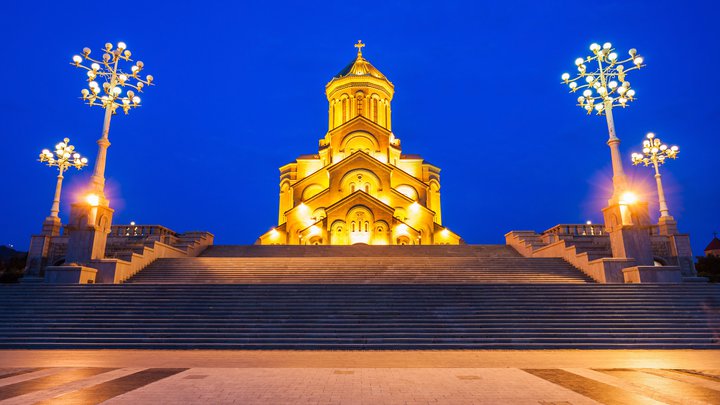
[71,41,154,202]
[561,42,646,203]
[38,138,88,220]
[631,132,679,218]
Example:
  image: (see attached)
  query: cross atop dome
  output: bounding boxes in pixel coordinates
[354,40,365,56]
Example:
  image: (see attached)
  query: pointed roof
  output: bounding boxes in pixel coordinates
[705,236,720,252]
[331,40,390,82]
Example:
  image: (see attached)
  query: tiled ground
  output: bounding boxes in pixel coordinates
[0,351,718,404]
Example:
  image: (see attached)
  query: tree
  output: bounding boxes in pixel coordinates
[696,255,720,283]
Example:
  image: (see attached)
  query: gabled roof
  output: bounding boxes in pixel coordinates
[329,150,430,190]
[325,190,396,217]
[328,150,392,176]
[327,114,392,138]
[705,237,720,252]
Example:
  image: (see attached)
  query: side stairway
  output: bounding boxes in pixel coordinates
[0,284,718,349]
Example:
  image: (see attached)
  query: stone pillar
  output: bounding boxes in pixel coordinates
[602,201,654,266]
[23,217,63,278]
[64,201,114,264]
[657,216,696,277]
[24,235,53,278]
[657,215,678,236]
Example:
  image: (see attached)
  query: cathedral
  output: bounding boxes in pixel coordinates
[257,41,462,245]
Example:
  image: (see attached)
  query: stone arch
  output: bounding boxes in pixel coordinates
[373,220,390,245]
[609,214,618,227]
[396,235,411,245]
[330,220,348,245]
[301,184,324,201]
[308,235,323,245]
[340,94,350,123]
[98,215,110,232]
[347,205,374,245]
[395,184,419,201]
[355,91,365,116]
[340,169,382,197]
[279,180,292,222]
[312,207,327,221]
[371,93,381,122]
[653,257,668,266]
[340,131,379,155]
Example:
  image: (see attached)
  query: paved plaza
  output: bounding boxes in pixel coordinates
[0,350,718,404]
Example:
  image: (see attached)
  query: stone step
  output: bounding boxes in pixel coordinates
[128,251,593,284]
[0,284,716,348]
[200,244,522,258]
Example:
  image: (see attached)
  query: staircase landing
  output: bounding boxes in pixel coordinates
[128,244,593,284]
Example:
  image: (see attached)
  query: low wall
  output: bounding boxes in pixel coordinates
[506,231,633,283]
[38,231,214,284]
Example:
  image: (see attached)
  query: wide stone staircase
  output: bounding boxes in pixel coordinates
[1,245,717,349]
[0,283,718,349]
[127,245,592,284]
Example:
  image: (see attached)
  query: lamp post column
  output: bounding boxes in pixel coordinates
[64,42,153,268]
[25,139,88,279]
[88,56,118,200]
[653,161,670,218]
[89,106,113,198]
[48,167,65,219]
[562,42,654,267]
[603,101,627,203]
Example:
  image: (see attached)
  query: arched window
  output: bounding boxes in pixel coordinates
[364,221,369,232]
[352,222,356,232]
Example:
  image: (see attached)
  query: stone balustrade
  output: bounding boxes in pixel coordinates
[26,223,214,284]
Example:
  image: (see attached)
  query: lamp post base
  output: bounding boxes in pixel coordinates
[64,201,114,265]
[23,217,63,279]
[657,215,678,235]
[41,216,62,236]
[602,201,654,266]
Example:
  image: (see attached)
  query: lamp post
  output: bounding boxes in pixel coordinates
[631,132,679,218]
[62,42,153,265]
[71,42,153,203]
[561,42,646,204]
[38,138,88,220]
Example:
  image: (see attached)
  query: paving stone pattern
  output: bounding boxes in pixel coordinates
[0,366,718,404]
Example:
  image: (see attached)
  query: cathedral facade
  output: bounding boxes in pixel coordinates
[257,42,462,245]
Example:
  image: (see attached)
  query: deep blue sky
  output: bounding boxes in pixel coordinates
[2,1,718,255]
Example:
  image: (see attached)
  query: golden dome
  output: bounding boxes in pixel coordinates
[330,41,391,83]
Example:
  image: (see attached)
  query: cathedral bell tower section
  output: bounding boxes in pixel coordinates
[326,41,394,132]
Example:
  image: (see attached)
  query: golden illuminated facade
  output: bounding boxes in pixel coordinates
[258,41,462,245]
